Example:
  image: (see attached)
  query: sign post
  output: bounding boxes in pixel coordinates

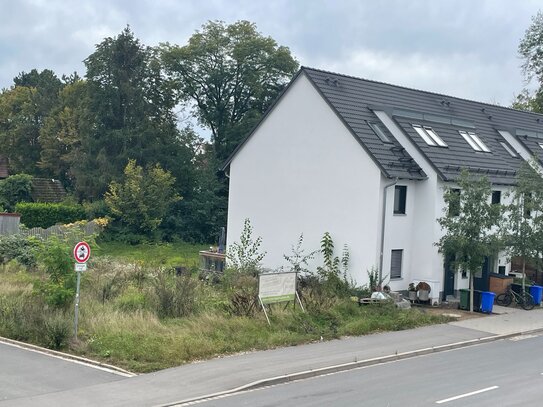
[258,271,303,325]
[73,241,90,339]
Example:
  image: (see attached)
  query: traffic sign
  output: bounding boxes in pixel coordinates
[73,241,91,263]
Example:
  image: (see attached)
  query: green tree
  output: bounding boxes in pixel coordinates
[38,79,91,189]
[515,11,543,111]
[0,70,63,175]
[161,20,299,161]
[437,170,502,312]
[0,173,33,212]
[503,161,543,287]
[104,160,180,237]
[76,26,183,199]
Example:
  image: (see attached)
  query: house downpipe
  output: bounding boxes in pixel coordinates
[379,178,398,288]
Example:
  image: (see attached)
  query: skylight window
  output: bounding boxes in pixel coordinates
[412,125,447,147]
[459,130,490,152]
[539,143,543,150]
[368,122,391,143]
[499,141,518,158]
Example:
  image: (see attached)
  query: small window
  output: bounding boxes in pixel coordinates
[448,188,461,217]
[368,122,392,143]
[459,130,490,152]
[413,125,447,147]
[524,193,532,218]
[499,141,518,158]
[491,191,501,205]
[394,185,407,214]
[390,249,403,279]
[539,143,543,150]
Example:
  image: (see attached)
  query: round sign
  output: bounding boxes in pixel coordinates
[73,241,91,263]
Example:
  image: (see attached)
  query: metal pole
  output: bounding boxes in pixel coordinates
[379,178,398,288]
[74,270,81,339]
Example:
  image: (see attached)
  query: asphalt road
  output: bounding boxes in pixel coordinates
[191,334,543,407]
[0,341,126,403]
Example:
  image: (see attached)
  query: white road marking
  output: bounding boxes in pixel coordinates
[435,386,499,404]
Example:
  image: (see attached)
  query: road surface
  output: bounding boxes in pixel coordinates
[189,334,543,407]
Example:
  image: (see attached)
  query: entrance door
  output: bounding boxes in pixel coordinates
[473,256,491,291]
[443,254,455,301]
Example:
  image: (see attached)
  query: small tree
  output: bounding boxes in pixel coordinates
[105,159,181,237]
[0,173,33,212]
[503,161,543,288]
[437,170,501,312]
[226,218,266,275]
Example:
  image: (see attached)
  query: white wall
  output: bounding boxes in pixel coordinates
[227,73,382,284]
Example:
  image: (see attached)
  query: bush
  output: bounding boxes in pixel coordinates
[44,313,72,349]
[153,271,198,318]
[34,238,76,307]
[16,202,86,228]
[0,235,41,268]
[0,174,33,212]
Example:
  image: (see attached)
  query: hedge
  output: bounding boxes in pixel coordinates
[15,202,86,229]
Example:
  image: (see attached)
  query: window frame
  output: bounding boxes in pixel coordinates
[412,124,447,147]
[393,185,407,215]
[491,190,501,205]
[499,141,518,158]
[368,122,392,144]
[390,249,403,280]
[459,130,491,152]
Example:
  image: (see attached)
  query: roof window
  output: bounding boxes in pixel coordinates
[459,130,490,152]
[499,141,518,158]
[412,125,447,147]
[539,143,543,150]
[368,122,392,143]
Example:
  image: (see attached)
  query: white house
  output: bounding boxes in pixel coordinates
[223,67,543,302]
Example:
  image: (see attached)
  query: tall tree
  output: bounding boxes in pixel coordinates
[161,20,299,161]
[515,11,543,111]
[437,170,502,312]
[39,79,91,189]
[0,69,63,175]
[76,26,185,199]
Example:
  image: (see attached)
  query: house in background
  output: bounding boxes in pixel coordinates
[223,67,543,303]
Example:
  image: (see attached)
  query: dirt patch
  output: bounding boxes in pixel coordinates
[413,305,484,321]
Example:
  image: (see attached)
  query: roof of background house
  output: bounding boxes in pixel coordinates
[0,156,8,179]
[31,178,67,203]
[302,67,543,185]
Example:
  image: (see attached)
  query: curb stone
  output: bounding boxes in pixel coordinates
[159,327,543,407]
[0,336,136,377]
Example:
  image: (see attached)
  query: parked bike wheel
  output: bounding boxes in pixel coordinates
[496,293,512,306]
[520,292,535,310]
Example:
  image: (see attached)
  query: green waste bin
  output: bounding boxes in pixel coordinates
[459,289,470,310]
[459,289,482,311]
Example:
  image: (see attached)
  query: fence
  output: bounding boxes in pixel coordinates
[20,221,101,240]
[0,213,21,235]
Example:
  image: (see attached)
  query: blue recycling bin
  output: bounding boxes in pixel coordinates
[529,285,543,305]
[480,291,495,313]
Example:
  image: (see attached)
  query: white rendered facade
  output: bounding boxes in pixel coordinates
[227,72,516,299]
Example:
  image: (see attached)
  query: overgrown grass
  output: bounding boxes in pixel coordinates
[0,258,451,373]
[95,241,208,267]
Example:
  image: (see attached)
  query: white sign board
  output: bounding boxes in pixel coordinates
[75,263,87,272]
[259,272,297,304]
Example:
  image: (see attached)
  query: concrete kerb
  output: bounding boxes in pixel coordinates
[159,327,543,407]
[0,336,136,377]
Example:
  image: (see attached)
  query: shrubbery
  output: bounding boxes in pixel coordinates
[16,202,86,228]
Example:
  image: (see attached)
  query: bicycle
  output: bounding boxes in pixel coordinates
[496,285,535,310]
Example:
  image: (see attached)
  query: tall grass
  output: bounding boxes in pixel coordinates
[0,251,451,373]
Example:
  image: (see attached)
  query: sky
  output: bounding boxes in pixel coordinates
[0,0,541,110]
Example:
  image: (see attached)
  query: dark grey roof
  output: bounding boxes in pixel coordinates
[303,67,543,185]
